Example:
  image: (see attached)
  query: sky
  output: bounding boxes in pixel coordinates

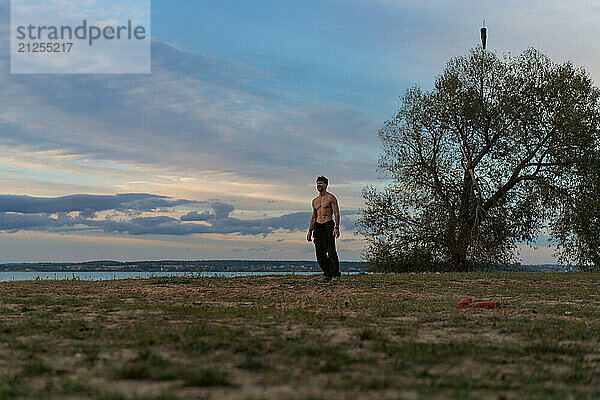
[1,0,599,263]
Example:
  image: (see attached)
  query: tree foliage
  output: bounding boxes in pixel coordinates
[359,48,600,272]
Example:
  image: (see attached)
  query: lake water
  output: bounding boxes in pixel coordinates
[0,271,330,282]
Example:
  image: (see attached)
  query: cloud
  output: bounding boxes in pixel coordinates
[177,203,362,236]
[0,195,362,237]
[340,210,360,231]
[211,202,235,219]
[180,210,213,222]
[0,212,79,232]
[0,193,198,214]
[179,203,317,235]
[0,38,380,188]
[91,216,212,236]
[205,210,312,235]
[247,246,274,252]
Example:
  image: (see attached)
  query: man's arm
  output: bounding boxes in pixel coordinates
[332,195,340,238]
[307,206,317,242]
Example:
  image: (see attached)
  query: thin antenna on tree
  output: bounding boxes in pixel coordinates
[481,19,487,50]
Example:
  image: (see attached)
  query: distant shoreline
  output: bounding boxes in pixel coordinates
[0,259,571,272]
[0,260,365,273]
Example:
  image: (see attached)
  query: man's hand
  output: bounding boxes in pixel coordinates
[307,231,312,242]
[333,227,340,238]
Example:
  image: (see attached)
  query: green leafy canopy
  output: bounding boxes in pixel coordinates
[359,47,600,272]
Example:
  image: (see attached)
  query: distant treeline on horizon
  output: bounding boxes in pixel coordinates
[0,261,572,273]
[0,260,365,273]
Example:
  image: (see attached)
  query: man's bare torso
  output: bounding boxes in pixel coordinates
[312,193,336,224]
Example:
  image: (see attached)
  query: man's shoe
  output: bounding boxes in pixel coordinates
[331,276,340,282]
[321,276,332,282]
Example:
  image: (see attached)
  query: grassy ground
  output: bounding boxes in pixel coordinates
[0,273,599,400]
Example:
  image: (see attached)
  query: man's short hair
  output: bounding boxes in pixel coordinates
[316,176,328,185]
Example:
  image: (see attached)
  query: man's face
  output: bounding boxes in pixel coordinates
[316,180,327,192]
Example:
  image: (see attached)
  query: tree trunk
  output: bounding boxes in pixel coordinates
[451,230,470,271]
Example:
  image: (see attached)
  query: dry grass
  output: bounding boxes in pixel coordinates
[1,272,599,399]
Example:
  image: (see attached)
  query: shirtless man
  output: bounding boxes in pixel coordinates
[306,176,341,281]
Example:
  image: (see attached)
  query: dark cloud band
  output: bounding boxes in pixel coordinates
[0,193,199,214]
[0,193,358,236]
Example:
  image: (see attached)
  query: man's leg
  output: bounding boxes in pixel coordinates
[314,224,332,277]
[325,223,340,277]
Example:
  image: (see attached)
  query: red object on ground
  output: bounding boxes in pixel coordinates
[456,298,472,308]
[470,301,500,309]
[457,298,500,309]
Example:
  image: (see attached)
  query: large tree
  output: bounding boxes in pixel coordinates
[359,48,600,272]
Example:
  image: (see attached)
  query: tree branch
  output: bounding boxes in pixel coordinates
[482,130,554,212]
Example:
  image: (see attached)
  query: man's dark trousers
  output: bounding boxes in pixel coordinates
[313,220,340,278]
